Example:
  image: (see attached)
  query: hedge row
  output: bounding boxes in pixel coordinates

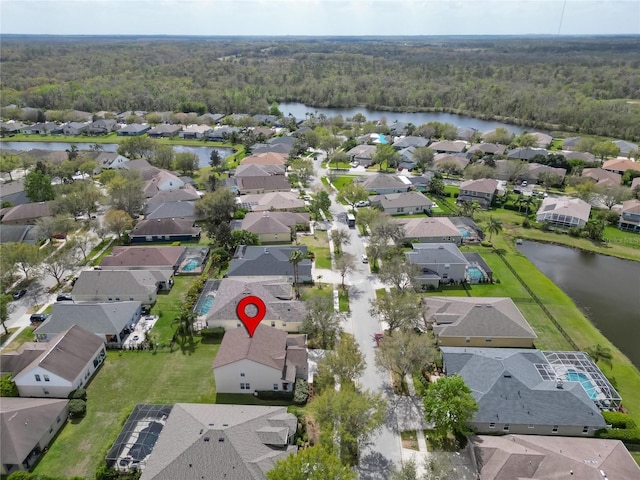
[603,411,637,430]
[596,428,640,444]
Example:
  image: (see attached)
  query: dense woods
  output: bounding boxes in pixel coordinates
[1,36,639,140]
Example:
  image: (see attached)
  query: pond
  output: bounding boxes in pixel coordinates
[0,141,234,168]
[278,102,528,134]
[517,241,640,369]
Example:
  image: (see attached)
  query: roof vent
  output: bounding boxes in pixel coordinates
[218,437,224,442]
[556,377,564,389]
[503,372,512,378]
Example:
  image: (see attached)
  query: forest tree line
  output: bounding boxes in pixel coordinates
[0,36,639,140]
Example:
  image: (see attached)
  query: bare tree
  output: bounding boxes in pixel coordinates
[331,228,351,255]
[335,253,356,289]
[369,292,422,335]
[378,255,421,293]
[375,329,436,389]
[42,245,78,287]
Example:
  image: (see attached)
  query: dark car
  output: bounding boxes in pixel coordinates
[30,313,49,324]
[12,289,27,300]
[56,294,73,302]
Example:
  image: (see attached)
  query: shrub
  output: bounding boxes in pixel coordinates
[293,379,309,404]
[95,465,120,480]
[171,241,181,246]
[256,390,294,401]
[68,387,87,400]
[603,411,637,430]
[522,218,531,228]
[1,374,19,397]
[596,427,640,444]
[68,399,87,418]
[540,221,552,231]
[568,227,582,237]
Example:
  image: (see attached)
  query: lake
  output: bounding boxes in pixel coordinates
[517,241,640,368]
[278,102,528,134]
[0,142,234,168]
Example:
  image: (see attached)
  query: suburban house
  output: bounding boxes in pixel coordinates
[129,218,201,243]
[237,191,305,212]
[433,153,470,172]
[613,140,639,157]
[94,152,130,173]
[213,324,308,394]
[428,140,467,154]
[227,245,312,282]
[458,178,500,208]
[470,435,640,480]
[531,132,553,148]
[0,178,29,206]
[147,124,182,138]
[87,119,119,135]
[239,152,287,167]
[0,202,53,225]
[440,347,613,436]
[198,112,225,124]
[116,111,147,122]
[619,199,640,233]
[405,243,469,288]
[206,126,241,141]
[145,184,201,211]
[563,150,596,162]
[0,224,39,245]
[0,398,69,475]
[144,171,185,197]
[61,121,90,136]
[34,301,141,346]
[117,124,151,137]
[536,196,591,228]
[0,121,26,135]
[100,246,187,271]
[206,277,306,332]
[456,127,478,142]
[139,404,297,480]
[466,143,507,156]
[115,159,160,181]
[71,270,171,304]
[233,163,286,177]
[633,177,640,190]
[236,175,291,195]
[562,136,584,151]
[252,114,279,125]
[179,124,212,139]
[423,297,537,347]
[603,158,640,175]
[231,212,310,244]
[392,136,430,150]
[145,201,198,221]
[357,174,411,194]
[507,147,549,161]
[345,144,378,167]
[582,168,622,187]
[0,325,106,398]
[396,217,463,244]
[524,163,567,184]
[368,191,433,215]
[20,122,59,135]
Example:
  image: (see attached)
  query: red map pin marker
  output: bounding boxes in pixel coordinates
[236,296,267,337]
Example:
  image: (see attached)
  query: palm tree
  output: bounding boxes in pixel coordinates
[586,344,613,369]
[486,216,503,242]
[460,200,481,220]
[172,308,197,344]
[289,249,307,299]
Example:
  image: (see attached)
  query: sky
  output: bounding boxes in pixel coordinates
[1,0,639,36]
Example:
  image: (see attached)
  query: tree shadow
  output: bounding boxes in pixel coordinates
[346,284,364,301]
[358,451,396,480]
[178,336,198,355]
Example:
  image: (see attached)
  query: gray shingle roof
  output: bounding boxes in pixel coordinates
[227,245,311,278]
[237,175,291,192]
[72,270,160,297]
[101,246,185,269]
[145,201,197,220]
[369,191,433,209]
[139,404,297,480]
[35,301,141,337]
[441,347,606,428]
[424,297,537,340]
[1,398,69,466]
[405,243,468,265]
[358,174,409,191]
[237,212,310,235]
[130,218,201,237]
[392,136,430,149]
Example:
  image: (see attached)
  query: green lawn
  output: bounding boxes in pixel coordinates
[299,231,332,269]
[1,327,35,352]
[152,275,202,344]
[331,175,361,190]
[0,327,19,347]
[338,288,350,312]
[33,341,218,479]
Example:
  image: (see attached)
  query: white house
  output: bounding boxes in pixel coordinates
[368,191,434,215]
[213,324,307,394]
[536,196,591,228]
[1,325,106,398]
[405,243,469,288]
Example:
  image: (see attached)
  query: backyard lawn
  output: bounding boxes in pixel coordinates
[151,275,202,344]
[1,326,35,353]
[299,231,332,269]
[33,340,218,479]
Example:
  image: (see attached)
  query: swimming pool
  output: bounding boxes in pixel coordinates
[467,266,484,281]
[182,258,200,272]
[377,134,389,144]
[457,227,472,239]
[565,369,598,400]
[198,295,214,315]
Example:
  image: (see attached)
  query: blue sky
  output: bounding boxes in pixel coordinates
[1,0,639,36]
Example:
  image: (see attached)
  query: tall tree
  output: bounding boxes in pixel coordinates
[154,144,175,169]
[310,386,387,466]
[372,143,401,171]
[375,329,435,386]
[336,183,369,211]
[35,215,75,241]
[369,292,422,335]
[290,158,314,184]
[0,155,19,181]
[172,307,197,345]
[302,293,343,349]
[412,147,435,171]
[334,253,355,289]
[42,244,78,286]
[423,374,478,438]
[331,228,351,255]
[266,445,356,480]
[324,333,366,386]
[174,152,199,175]
[458,200,481,220]
[107,170,144,216]
[24,169,55,202]
[229,229,260,250]
[195,189,238,245]
[586,344,613,369]
[378,255,421,293]
[355,207,385,236]
[597,184,632,209]
[289,249,307,299]
[485,216,503,242]
[427,173,445,197]
[117,136,157,159]
[5,243,42,281]
[103,209,133,241]
[592,141,620,161]
[0,294,11,335]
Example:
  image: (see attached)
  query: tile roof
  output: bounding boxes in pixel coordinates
[441,347,606,428]
[582,168,622,185]
[228,245,311,277]
[424,297,537,340]
[139,404,297,480]
[1,398,69,466]
[603,158,640,173]
[35,301,140,337]
[237,212,310,235]
[101,246,186,268]
[460,178,499,195]
[396,216,461,239]
[472,435,640,480]
[369,191,433,209]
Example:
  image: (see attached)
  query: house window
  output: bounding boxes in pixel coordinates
[43,389,50,395]
[442,274,448,279]
[108,297,113,301]
[129,297,134,301]
[582,426,589,434]
[240,383,246,390]
[115,297,120,301]
[271,321,276,327]
[49,427,53,434]
[489,423,496,429]
[485,337,492,342]
[240,372,245,377]
[282,322,287,327]
[465,337,471,343]
[503,424,510,432]
[44,375,50,382]
[528,424,535,429]
[552,425,559,433]
[57,416,61,423]
[236,323,241,327]
[245,383,250,390]
[35,374,41,382]
[444,264,450,269]
[274,384,279,390]
[397,207,404,213]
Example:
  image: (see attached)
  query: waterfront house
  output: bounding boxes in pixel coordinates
[405,243,469,288]
[618,199,640,233]
[396,216,463,244]
[458,178,499,208]
[536,196,591,228]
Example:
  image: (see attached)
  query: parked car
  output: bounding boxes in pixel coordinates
[350,161,359,168]
[12,289,27,300]
[355,200,370,208]
[361,254,369,263]
[30,313,49,324]
[374,333,383,347]
[56,294,73,302]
